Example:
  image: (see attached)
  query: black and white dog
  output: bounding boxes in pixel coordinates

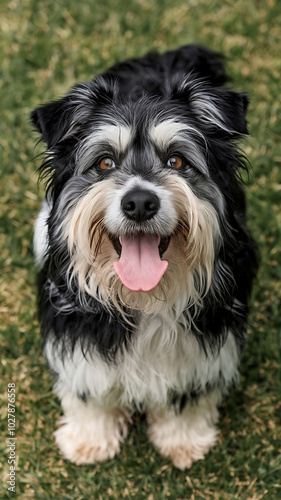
[31,45,257,469]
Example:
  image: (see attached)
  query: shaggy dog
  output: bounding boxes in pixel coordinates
[31,45,257,469]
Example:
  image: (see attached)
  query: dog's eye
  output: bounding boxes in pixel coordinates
[167,155,183,169]
[99,157,116,170]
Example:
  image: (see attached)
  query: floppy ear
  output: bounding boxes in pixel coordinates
[30,97,74,149]
[180,78,249,136]
[209,88,249,135]
[30,77,118,149]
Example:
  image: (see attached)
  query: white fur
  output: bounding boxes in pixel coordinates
[149,119,202,146]
[33,199,51,268]
[45,305,240,411]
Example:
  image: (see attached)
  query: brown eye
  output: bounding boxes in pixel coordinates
[99,157,116,170]
[167,155,183,169]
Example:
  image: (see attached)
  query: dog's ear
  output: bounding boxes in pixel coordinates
[30,77,118,149]
[30,97,73,149]
[201,88,249,136]
[179,79,249,136]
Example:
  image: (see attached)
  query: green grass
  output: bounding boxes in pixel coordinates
[1,0,281,498]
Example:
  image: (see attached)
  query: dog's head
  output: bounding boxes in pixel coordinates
[31,73,248,317]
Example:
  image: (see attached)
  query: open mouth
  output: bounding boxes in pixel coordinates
[109,233,171,292]
[109,233,170,258]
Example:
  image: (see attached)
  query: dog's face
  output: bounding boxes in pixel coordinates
[32,76,248,317]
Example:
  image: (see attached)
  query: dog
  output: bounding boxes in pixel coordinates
[31,45,257,470]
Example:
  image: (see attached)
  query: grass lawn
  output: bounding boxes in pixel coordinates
[1,0,281,498]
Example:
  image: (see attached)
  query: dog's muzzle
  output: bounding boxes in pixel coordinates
[108,189,170,292]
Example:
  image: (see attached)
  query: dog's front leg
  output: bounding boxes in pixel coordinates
[147,391,220,470]
[54,391,131,465]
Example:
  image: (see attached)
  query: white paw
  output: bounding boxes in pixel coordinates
[54,401,130,465]
[156,434,217,470]
[148,394,219,470]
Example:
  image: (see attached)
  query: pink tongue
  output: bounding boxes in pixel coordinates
[113,234,168,292]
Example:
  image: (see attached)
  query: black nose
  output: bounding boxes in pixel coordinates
[121,189,160,222]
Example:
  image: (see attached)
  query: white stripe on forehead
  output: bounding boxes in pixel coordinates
[76,124,132,174]
[97,124,132,151]
[149,119,203,149]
